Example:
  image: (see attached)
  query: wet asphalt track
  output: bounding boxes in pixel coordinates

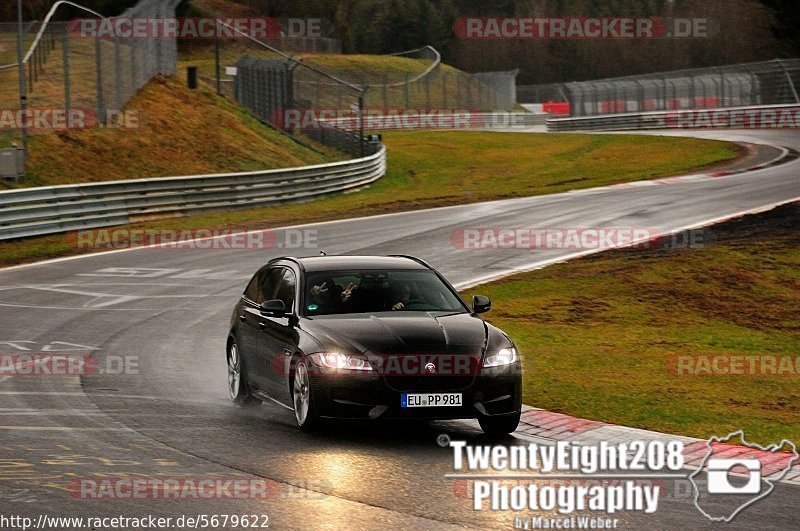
[0,129,798,530]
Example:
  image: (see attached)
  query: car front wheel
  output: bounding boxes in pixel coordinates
[479,411,520,437]
[293,360,319,431]
[227,339,259,407]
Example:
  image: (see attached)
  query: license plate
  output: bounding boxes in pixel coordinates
[401,392,462,408]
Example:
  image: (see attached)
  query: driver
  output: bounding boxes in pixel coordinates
[391,282,414,310]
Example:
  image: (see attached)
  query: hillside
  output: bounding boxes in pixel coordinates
[2,77,342,190]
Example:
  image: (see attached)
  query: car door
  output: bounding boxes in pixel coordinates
[237,267,273,389]
[241,268,282,392]
[259,267,300,404]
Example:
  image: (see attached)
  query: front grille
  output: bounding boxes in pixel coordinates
[377,354,481,392]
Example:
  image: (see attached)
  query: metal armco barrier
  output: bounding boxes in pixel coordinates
[547,104,800,132]
[0,146,385,241]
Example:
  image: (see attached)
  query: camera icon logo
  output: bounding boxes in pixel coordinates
[706,458,761,494]
[690,430,798,522]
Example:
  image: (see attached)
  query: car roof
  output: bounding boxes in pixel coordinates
[277,255,430,273]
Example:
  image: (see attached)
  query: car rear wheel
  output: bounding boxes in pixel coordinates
[479,411,520,437]
[293,360,319,431]
[227,340,259,407]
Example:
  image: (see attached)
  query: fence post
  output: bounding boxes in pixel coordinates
[382,73,388,109]
[15,0,29,166]
[95,34,106,125]
[155,10,163,75]
[28,50,34,91]
[130,38,138,91]
[62,24,70,112]
[359,94,365,158]
[114,36,122,111]
[442,71,448,108]
[403,74,410,108]
[775,58,800,103]
[424,74,430,111]
[31,47,38,84]
[214,20,222,96]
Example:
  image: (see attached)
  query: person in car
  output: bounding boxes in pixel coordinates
[391,282,414,310]
[308,278,357,313]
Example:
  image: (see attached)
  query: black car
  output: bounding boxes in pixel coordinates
[226,255,522,435]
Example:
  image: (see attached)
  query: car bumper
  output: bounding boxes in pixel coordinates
[308,362,522,420]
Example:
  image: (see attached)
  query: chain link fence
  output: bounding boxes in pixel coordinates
[0,0,180,178]
[518,58,800,117]
[206,20,373,158]
[297,46,519,112]
[202,41,519,129]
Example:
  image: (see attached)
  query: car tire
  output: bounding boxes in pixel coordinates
[227,339,260,407]
[292,359,319,432]
[479,411,521,437]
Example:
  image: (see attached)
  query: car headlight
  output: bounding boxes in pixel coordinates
[483,347,518,367]
[310,352,373,371]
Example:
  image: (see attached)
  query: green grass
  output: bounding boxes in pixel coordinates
[462,205,800,444]
[0,130,738,266]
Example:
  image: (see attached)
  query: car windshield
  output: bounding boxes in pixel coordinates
[303,269,466,316]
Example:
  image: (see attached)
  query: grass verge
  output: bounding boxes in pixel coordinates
[462,202,800,444]
[0,131,739,266]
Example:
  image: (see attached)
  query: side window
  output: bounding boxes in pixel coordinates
[243,270,264,302]
[273,269,297,312]
[258,269,284,305]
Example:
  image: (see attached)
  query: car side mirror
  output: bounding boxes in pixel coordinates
[472,295,491,314]
[260,299,286,317]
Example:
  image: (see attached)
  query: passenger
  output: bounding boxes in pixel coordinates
[308,278,357,314]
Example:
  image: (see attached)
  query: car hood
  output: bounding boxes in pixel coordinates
[302,312,488,356]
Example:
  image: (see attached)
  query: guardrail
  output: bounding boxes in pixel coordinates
[547,104,800,132]
[0,145,385,241]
